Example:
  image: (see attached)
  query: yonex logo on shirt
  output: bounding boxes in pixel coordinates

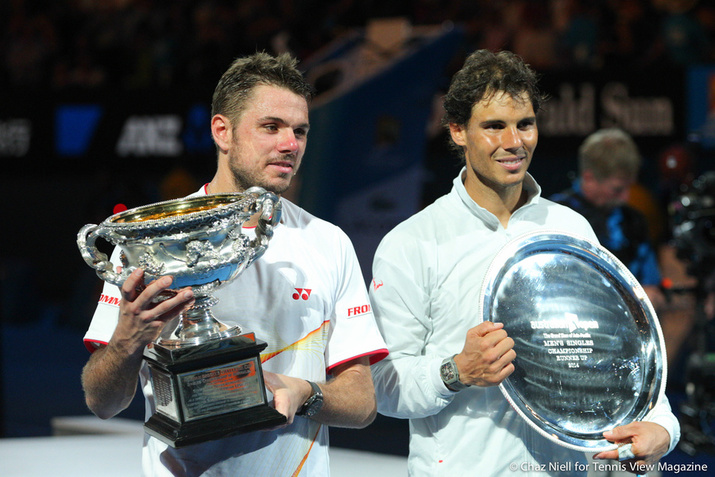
[292,288,312,300]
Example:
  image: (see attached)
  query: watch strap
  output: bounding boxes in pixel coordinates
[296,380,323,417]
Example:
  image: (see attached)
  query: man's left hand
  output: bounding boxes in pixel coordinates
[593,422,670,474]
[263,371,312,426]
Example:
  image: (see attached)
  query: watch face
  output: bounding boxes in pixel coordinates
[304,395,323,417]
[441,361,456,382]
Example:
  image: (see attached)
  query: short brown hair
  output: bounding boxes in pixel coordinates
[578,128,642,181]
[443,49,544,126]
[443,49,545,158]
[211,52,314,125]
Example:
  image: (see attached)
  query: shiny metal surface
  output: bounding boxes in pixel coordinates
[480,231,666,452]
[77,187,280,347]
[177,357,265,421]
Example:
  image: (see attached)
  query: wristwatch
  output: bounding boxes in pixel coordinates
[440,355,469,392]
[296,381,323,417]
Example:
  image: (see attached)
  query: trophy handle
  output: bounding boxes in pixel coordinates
[77,223,128,287]
[245,187,282,266]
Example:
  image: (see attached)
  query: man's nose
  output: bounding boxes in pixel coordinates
[503,126,524,149]
[278,131,299,154]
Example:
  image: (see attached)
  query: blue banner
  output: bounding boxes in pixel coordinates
[298,25,464,276]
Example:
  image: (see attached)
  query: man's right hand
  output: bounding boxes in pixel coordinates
[82,268,194,419]
[113,268,195,356]
[453,321,516,387]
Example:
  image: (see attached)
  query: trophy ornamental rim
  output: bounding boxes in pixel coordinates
[479,230,667,452]
[104,192,264,233]
[76,187,281,291]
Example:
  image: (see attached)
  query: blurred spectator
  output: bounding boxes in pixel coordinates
[474,3,515,52]
[601,0,661,69]
[656,0,713,65]
[554,0,601,69]
[512,0,559,70]
[3,7,57,86]
[550,128,667,311]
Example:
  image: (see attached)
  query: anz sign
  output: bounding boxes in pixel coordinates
[115,115,184,156]
[52,102,214,159]
[116,104,214,157]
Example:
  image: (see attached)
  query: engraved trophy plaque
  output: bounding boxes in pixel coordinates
[77,187,287,447]
[480,231,666,452]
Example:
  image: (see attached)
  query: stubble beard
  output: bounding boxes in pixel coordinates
[227,154,295,195]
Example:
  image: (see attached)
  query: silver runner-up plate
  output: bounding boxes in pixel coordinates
[479,231,667,452]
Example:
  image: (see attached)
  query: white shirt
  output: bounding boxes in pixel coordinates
[85,187,388,476]
[369,169,680,477]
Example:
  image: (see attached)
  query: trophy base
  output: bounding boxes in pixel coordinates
[145,401,287,448]
[143,333,287,448]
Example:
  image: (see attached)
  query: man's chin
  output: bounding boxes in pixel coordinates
[260,179,292,196]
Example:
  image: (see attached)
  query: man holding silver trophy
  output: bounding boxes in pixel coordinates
[80,52,388,476]
[369,49,680,476]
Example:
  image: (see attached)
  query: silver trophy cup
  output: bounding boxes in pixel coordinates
[77,186,287,447]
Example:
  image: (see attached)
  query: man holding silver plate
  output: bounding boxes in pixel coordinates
[370,49,680,476]
[80,52,388,476]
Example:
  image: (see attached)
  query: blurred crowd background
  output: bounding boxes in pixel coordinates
[3,0,715,91]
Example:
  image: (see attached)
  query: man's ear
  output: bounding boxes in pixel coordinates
[449,122,466,146]
[211,114,232,152]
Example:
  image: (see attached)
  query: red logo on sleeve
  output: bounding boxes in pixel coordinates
[372,278,383,291]
[347,304,372,317]
[98,294,121,306]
